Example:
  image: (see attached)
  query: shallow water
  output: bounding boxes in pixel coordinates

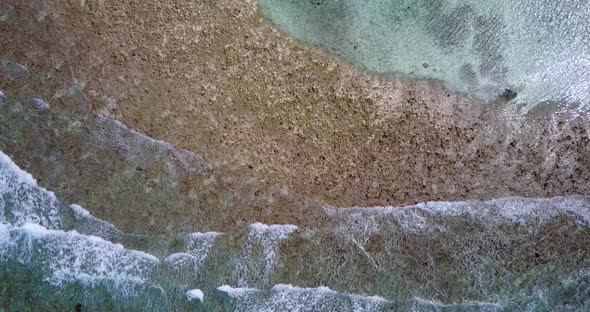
[259,0,590,115]
[1,0,590,310]
[1,150,589,311]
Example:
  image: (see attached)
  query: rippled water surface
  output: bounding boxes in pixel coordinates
[1,0,590,310]
[1,150,590,311]
[260,0,590,115]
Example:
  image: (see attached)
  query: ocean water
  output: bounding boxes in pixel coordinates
[1,0,589,310]
[259,0,590,116]
[1,149,590,310]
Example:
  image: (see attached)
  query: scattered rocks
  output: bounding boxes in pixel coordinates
[499,88,518,101]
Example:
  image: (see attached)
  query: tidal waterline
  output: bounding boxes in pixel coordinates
[1,0,590,309]
[259,0,590,115]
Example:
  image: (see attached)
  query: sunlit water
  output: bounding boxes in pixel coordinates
[1,1,590,309]
[259,0,590,117]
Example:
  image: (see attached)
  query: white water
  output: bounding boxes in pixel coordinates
[0,151,61,228]
[235,223,298,287]
[186,288,204,302]
[217,284,394,312]
[326,196,590,236]
[0,150,159,297]
[163,231,222,275]
[1,149,589,310]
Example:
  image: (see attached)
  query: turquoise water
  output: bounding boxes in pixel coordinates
[259,0,590,115]
[2,1,590,310]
